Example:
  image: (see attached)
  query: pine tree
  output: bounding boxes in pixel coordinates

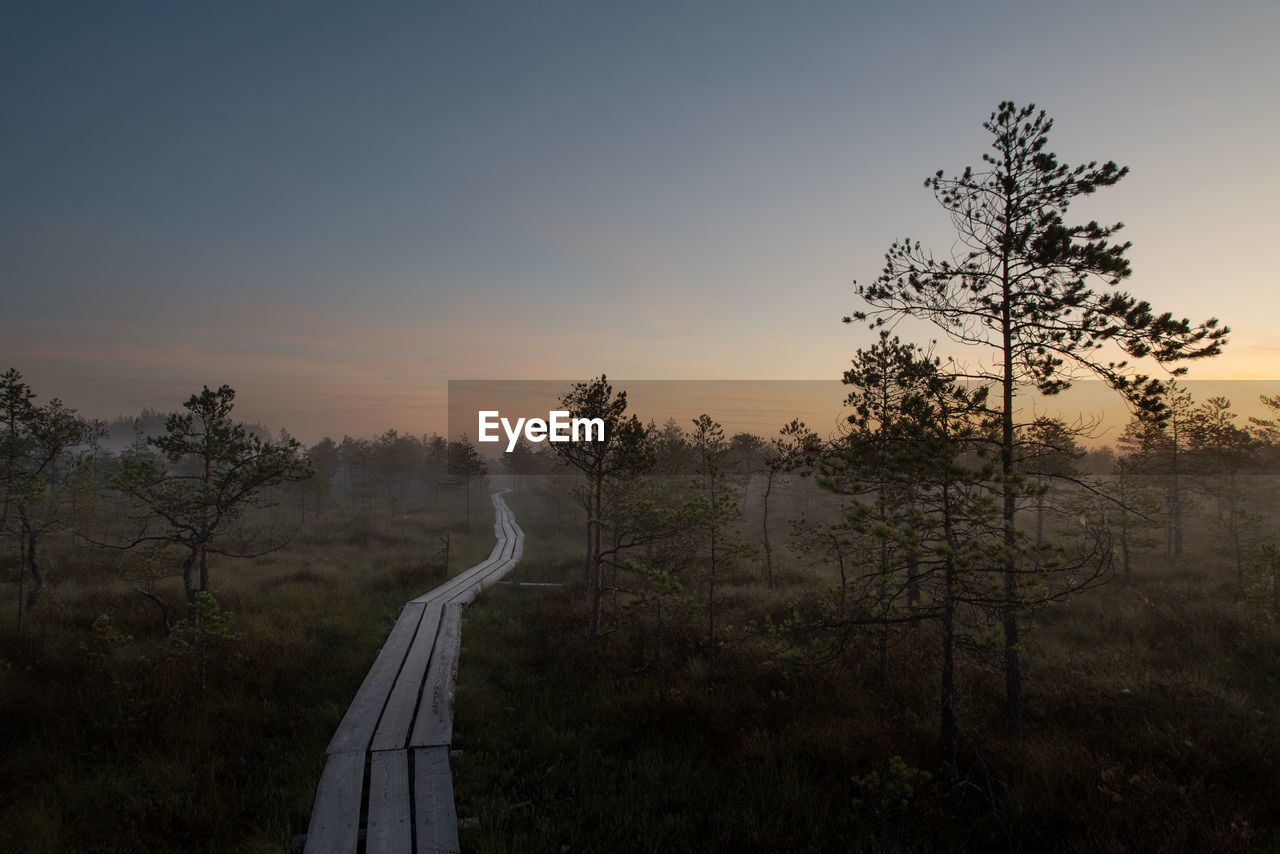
[109,385,312,622]
[553,375,649,643]
[848,102,1227,737]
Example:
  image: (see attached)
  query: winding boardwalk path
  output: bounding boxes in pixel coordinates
[305,491,524,853]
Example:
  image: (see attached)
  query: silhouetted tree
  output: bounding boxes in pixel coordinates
[811,340,1001,790]
[760,420,822,588]
[375,429,419,507]
[828,332,952,679]
[305,437,340,521]
[337,435,374,510]
[425,433,449,504]
[651,417,694,475]
[687,413,747,681]
[1019,417,1084,548]
[107,385,312,624]
[1250,394,1280,450]
[897,355,997,795]
[0,369,104,618]
[1188,395,1258,580]
[553,375,650,643]
[1110,417,1166,584]
[502,438,542,492]
[1161,381,1195,560]
[848,101,1227,737]
[447,434,487,529]
[725,431,767,482]
[1121,382,1195,562]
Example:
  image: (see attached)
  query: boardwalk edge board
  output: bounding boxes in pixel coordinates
[304,491,523,853]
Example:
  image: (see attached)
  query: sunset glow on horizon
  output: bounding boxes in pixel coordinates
[4,2,1277,442]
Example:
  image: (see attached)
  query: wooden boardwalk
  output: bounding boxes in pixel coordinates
[305,491,524,853]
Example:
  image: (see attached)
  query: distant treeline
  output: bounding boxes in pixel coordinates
[98,408,272,454]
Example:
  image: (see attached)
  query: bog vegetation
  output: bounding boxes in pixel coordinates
[3,365,1279,851]
[2,103,1277,852]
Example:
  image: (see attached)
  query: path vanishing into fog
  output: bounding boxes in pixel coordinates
[304,491,524,854]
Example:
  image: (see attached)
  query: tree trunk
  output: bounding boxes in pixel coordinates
[199,541,210,594]
[583,519,592,585]
[939,556,958,794]
[876,552,888,688]
[1119,517,1132,585]
[588,577,603,644]
[1035,486,1045,549]
[23,528,44,611]
[182,550,198,613]
[707,519,717,682]
[938,479,959,794]
[830,534,848,618]
[1272,562,1279,616]
[1001,242,1022,741]
[15,538,23,634]
[906,552,920,610]
[136,587,174,633]
[876,483,889,686]
[656,601,665,694]
[583,497,593,586]
[588,471,604,644]
[761,470,774,589]
[1169,413,1183,559]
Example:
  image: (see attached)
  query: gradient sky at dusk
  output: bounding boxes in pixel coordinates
[3,1,1277,441]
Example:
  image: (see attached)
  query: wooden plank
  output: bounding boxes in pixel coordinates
[370,603,444,751]
[304,751,364,853]
[409,553,500,605]
[447,552,519,605]
[414,746,461,854]
[411,493,521,605]
[465,560,516,601]
[409,603,462,747]
[419,544,511,604]
[366,750,412,854]
[327,603,427,755]
[411,566,487,606]
[483,554,519,584]
[307,489,524,853]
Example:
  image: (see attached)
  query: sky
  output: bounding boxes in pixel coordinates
[3,1,1278,443]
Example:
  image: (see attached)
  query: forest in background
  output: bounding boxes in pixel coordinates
[1,364,1279,851]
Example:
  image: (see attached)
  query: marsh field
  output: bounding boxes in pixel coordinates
[2,393,1279,853]
[7,2,1280,851]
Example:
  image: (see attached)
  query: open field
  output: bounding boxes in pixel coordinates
[447,481,1280,852]
[3,454,1279,852]
[0,493,493,853]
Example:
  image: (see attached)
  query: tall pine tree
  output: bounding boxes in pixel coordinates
[848,102,1226,737]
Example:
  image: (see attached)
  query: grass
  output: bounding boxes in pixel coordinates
[0,494,489,853]
[3,476,1278,851]
[447,484,1280,852]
